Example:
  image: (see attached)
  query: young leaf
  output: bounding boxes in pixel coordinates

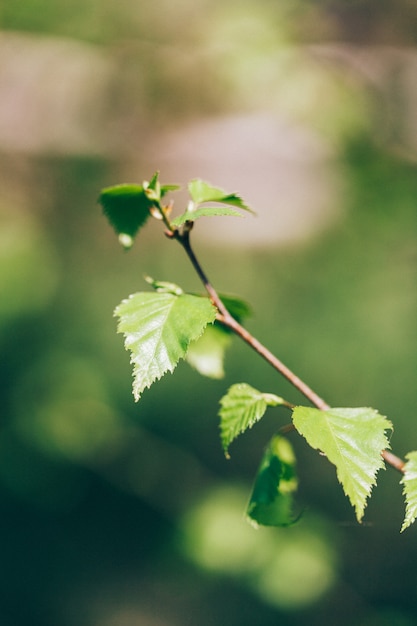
[247,435,299,527]
[115,291,217,400]
[144,172,181,202]
[400,451,417,531]
[99,183,153,248]
[188,179,255,213]
[161,184,181,196]
[171,205,244,227]
[143,171,162,202]
[292,406,392,522]
[144,275,184,295]
[219,383,286,456]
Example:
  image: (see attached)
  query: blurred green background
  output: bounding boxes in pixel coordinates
[1,1,417,625]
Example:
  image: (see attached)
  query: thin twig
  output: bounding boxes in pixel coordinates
[175,227,406,474]
[178,227,230,318]
[382,450,405,473]
[216,311,330,411]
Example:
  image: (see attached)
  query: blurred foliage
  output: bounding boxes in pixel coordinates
[1,1,417,625]
[181,485,337,609]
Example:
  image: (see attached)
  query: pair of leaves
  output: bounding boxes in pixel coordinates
[219,384,393,526]
[116,279,252,396]
[219,384,298,526]
[99,174,254,249]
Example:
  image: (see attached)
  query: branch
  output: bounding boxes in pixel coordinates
[175,227,406,474]
[217,311,330,407]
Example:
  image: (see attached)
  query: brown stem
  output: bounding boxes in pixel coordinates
[175,228,406,474]
[382,450,405,473]
[178,228,230,318]
[216,311,329,411]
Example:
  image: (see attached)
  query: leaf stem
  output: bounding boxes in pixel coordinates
[174,227,406,474]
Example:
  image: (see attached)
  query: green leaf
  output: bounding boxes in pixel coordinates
[219,383,286,456]
[186,324,232,379]
[188,179,255,213]
[99,183,153,248]
[292,406,392,522]
[247,435,299,527]
[115,290,217,400]
[171,205,244,227]
[400,451,417,531]
[161,184,181,196]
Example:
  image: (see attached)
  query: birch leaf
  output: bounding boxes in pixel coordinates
[292,406,392,522]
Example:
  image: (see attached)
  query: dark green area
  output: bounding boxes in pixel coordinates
[247,435,299,526]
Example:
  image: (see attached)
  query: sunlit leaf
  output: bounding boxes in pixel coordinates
[172,205,244,226]
[188,179,255,213]
[99,183,153,248]
[219,383,286,456]
[115,291,217,400]
[186,325,232,379]
[161,184,181,196]
[292,406,392,522]
[401,451,417,531]
[247,435,299,527]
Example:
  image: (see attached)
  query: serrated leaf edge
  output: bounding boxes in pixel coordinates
[115,292,216,401]
[219,383,285,456]
[400,451,417,531]
[292,406,391,522]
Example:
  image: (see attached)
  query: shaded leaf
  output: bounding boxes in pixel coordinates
[292,406,392,522]
[218,294,252,324]
[219,383,286,456]
[188,179,255,213]
[115,291,217,400]
[247,435,299,527]
[401,451,417,531]
[185,293,251,378]
[186,324,232,379]
[99,183,153,248]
